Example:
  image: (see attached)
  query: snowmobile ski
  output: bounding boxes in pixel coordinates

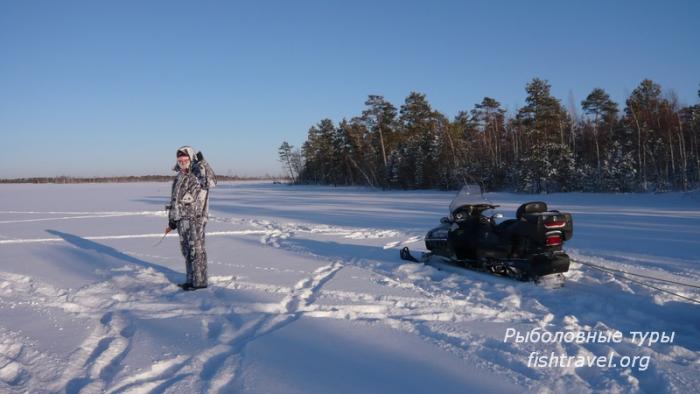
[400,246,565,286]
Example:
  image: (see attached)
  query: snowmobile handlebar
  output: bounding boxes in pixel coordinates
[452,203,499,214]
[451,203,500,222]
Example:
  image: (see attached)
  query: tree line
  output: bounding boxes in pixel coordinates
[0,175,273,184]
[279,78,700,192]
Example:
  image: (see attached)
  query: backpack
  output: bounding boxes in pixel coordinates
[194,151,217,189]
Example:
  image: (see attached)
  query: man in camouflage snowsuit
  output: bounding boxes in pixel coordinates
[166,146,216,291]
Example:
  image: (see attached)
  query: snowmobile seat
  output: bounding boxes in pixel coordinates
[516,201,548,219]
[494,218,519,235]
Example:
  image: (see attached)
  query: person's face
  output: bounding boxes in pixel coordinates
[177,155,190,170]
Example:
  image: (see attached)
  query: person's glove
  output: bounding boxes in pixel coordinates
[168,219,177,230]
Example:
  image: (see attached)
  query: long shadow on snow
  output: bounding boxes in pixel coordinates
[46,229,183,283]
[44,229,292,393]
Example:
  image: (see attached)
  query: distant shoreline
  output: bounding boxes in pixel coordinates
[0,175,285,184]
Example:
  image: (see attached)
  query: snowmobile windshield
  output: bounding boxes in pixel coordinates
[448,184,488,214]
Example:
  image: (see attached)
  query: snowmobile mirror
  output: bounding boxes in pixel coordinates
[440,217,451,224]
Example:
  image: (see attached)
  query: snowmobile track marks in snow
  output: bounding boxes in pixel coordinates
[160,260,345,393]
[55,311,134,393]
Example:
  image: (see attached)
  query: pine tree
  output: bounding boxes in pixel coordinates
[582,88,619,178]
[399,92,439,188]
[601,141,637,192]
[470,97,508,188]
[359,95,398,186]
[278,141,297,182]
[625,79,659,189]
[517,78,571,145]
[300,119,335,184]
[515,78,575,192]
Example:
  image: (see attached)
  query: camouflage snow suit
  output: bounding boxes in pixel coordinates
[168,146,215,288]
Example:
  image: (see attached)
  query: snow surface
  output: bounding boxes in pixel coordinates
[0,181,698,393]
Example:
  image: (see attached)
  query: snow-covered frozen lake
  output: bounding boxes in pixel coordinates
[0,181,698,393]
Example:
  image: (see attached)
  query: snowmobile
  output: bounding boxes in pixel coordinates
[400,184,573,284]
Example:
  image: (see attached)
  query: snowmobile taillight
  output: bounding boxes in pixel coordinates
[544,220,567,229]
[545,232,563,246]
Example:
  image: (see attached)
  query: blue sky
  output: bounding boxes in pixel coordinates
[1,0,698,178]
